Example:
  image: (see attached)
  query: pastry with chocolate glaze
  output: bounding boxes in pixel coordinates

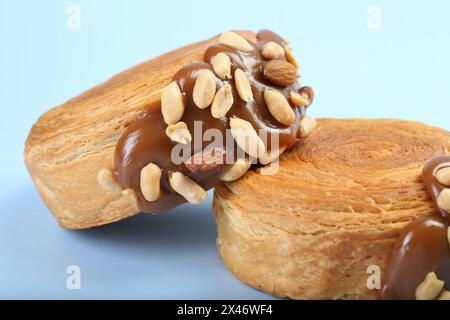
[24,30,313,229]
[213,119,450,299]
[381,155,450,300]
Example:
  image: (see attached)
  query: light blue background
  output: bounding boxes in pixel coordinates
[0,0,449,299]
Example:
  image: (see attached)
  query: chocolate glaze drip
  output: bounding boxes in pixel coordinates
[380,155,450,299]
[114,30,311,213]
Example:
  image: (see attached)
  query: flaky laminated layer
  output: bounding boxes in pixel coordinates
[213,119,450,300]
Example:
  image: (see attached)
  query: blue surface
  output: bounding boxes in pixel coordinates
[0,0,449,299]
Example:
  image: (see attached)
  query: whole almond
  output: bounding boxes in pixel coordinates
[263,60,297,87]
[235,69,253,102]
[219,31,253,52]
[264,89,295,126]
[161,81,184,125]
[262,41,285,60]
[165,121,192,144]
[211,52,232,80]
[211,84,234,118]
[193,69,216,109]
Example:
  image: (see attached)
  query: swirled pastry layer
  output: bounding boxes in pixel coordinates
[213,118,450,299]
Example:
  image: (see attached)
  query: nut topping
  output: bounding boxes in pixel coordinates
[165,121,192,144]
[299,116,317,138]
[193,69,216,109]
[437,189,450,213]
[299,86,314,104]
[211,52,232,80]
[221,157,252,182]
[211,84,234,119]
[121,188,138,209]
[97,168,121,192]
[218,31,254,52]
[169,171,207,204]
[447,226,450,246]
[264,89,295,126]
[113,29,315,215]
[438,290,450,300]
[140,163,162,202]
[185,148,226,174]
[436,167,450,186]
[161,81,185,125]
[262,41,285,60]
[290,91,310,107]
[415,272,445,300]
[229,118,265,159]
[234,69,253,102]
[285,47,299,69]
[263,60,297,87]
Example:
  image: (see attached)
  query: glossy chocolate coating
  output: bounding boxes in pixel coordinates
[380,155,450,299]
[114,30,311,213]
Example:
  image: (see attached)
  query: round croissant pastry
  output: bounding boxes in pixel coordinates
[24,30,312,229]
[213,118,450,300]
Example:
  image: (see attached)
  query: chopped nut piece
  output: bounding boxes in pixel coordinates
[234,69,253,102]
[211,84,234,119]
[290,91,310,107]
[165,122,192,144]
[185,148,226,174]
[299,86,314,104]
[447,226,450,246]
[299,116,317,138]
[221,157,252,182]
[161,81,185,125]
[140,163,162,202]
[218,31,254,52]
[121,188,138,210]
[211,52,232,80]
[229,118,265,159]
[436,167,450,186]
[97,168,121,192]
[263,59,297,87]
[437,189,450,213]
[437,290,450,300]
[169,171,207,204]
[415,272,445,300]
[264,89,295,126]
[285,47,299,69]
[193,69,216,109]
[262,41,285,60]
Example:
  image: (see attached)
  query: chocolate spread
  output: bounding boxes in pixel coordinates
[114,30,312,213]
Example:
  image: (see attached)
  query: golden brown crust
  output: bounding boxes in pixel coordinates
[24,31,256,230]
[213,118,450,300]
